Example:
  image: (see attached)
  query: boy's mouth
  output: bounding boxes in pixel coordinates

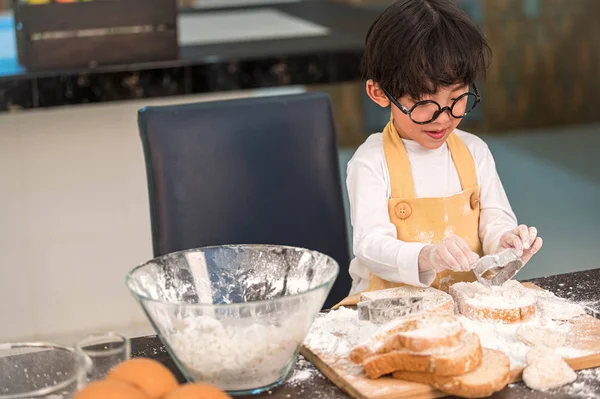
[423,129,447,140]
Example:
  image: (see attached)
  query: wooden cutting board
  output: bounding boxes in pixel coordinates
[300,283,600,399]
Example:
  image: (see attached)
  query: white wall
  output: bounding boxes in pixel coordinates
[0,87,304,345]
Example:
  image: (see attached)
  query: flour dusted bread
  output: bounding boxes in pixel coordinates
[449,280,536,323]
[359,286,454,316]
[522,346,577,391]
[534,293,586,321]
[393,348,510,398]
[362,333,482,379]
[349,313,464,364]
[516,325,567,348]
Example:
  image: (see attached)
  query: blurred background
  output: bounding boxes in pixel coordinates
[0,0,599,344]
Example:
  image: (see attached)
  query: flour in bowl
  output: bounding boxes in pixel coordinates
[166,313,307,391]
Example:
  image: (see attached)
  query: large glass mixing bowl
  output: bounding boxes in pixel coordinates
[125,245,338,396]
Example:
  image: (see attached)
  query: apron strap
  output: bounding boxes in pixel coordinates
[383,117,478,196]
[446,132,478,190]
[383,117,416,198]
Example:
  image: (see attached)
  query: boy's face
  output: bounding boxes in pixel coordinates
[367,81,470,150]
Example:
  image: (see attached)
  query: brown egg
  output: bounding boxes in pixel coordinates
[164,383,232,399]
[74,379,149,399]
[107,358,179,399]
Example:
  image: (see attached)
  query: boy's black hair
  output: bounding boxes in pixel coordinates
[362,0,491,100]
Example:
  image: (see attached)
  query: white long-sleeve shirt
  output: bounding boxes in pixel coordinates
[347,129,518,295]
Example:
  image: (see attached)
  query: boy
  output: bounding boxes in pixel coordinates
[339,0,543,305]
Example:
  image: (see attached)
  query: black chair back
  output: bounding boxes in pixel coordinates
[138,93,351,308]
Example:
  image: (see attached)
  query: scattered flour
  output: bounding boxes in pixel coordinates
[559,367,600,398]
[458,315,533,368]
[305,291,593,372]
[304,307,378,359]
[416,231,435,244]
[303,287,598,397]
[287,368,316,386]
[304,307,378,374]
[402,322,458,339]
[458,307,591,368]
[576,368,600,379]
[287,356,316,386]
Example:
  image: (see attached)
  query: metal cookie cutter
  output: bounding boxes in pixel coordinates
[357,297,423,324]
[473,248,524,287]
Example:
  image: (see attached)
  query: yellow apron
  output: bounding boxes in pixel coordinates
[336,119,483,307]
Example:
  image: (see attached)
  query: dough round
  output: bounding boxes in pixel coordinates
[523,346,577,391]
[522,361,576,391]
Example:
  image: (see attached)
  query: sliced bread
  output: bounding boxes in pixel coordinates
[349,313,464,364]
[359,286,455,316]
[393,348,510,399]
[362,332,482,379]
[449,280,536,323]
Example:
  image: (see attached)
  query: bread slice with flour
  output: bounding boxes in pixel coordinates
[449,280,537,323]
[349,313,464,364]
[360,286,455,316]
[393,348,510,399]
[532,291,586,321]
[362,332,482,379]
[516,325,567,349]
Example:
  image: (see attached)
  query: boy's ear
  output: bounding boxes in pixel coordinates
[366,80,390,108]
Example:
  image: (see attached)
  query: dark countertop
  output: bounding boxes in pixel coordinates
[0,1,379,112]
[133,268,600,399]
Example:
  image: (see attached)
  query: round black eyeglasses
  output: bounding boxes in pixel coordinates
[381,84,481,125]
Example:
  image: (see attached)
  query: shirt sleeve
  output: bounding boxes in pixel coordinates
[476,144,518,255]
[347,158,436,287]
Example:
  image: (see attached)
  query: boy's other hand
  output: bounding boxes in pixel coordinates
[419,235,480,273]
[499,225,543,264]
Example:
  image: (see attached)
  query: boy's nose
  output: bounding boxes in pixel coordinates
[435,108,452,123]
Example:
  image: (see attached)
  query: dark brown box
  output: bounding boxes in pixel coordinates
[12,0,178,71]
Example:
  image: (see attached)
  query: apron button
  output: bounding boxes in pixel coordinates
[470,192,480,210]
[395,202,412,219]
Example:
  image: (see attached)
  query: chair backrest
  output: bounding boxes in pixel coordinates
[138,92,351,308]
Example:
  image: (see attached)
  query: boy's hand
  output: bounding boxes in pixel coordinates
[419,235,480,273]
[499,225,543,264]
